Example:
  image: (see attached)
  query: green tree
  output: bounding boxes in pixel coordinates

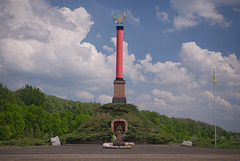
[28,105,46,134]
[16,84,45,107]
[141,110,161,125]
[1,104,25,138]
[51,113,62,136]
[45,113,53,133]
[33,123,41,138]
[0,83,16,107]
[69,120,78,133]
[60,112,69,134]
[12,111,25,138]
[0,124,12,140]
[0,112,12,140]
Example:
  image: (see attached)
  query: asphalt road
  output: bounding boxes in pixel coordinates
[0,144,240,161]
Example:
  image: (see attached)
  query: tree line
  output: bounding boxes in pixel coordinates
[1,83,239,147]
[141,110,239,142]
[0,83,100,141]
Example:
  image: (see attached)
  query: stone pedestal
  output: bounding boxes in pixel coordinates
[116,132,124,142]
[102,118,135,149]
[112,80,126,103]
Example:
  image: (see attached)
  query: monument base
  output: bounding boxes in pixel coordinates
[103,142,135,149]
[112,98,126,103]
[112,79,126,103]
[103,118,134,149]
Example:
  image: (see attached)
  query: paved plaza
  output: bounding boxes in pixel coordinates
[0,144,240,160]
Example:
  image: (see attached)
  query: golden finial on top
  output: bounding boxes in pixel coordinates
[114,13,126,24]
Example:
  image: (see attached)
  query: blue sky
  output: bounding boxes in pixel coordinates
[0,0,240,132]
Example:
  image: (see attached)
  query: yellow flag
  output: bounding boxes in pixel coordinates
[213,70,216,85]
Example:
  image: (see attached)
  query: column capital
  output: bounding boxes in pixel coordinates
[116,26,124,30]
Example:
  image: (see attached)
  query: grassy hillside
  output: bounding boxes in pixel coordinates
[61,103,175,144]
[62,103,240,148]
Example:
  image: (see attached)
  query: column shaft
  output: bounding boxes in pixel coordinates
[116,26,124,79]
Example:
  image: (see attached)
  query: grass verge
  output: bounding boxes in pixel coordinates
[0,138,50,147]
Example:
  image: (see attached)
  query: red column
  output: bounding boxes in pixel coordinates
[116,26,124,80]
[112,26,126,103]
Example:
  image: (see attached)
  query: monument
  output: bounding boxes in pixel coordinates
[112,13,127,103]
[103,13,135,148]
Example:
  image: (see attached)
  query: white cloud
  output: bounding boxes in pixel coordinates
[163,28,175,33]
[96,33,101,38]
[230,91,240,100]
[173,16,198,30]
[126,89,135,95]
[152,89,194,104]
[179,42,240,89]
[96,94,112,104]
[155,6,170,22]
[103,45,113,53]
[138,53,194,87]
[124,10,140,26]
[0,0,116,98]
[0,0,144,101]
[154,98,168,107]
[171,0,234,30]
[135,94,152,104]
[76,91,95,100]
[179,42,218,73]
[202,91,232,109]
[0,39,35,71]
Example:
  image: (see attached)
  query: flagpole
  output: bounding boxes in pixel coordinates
[213,68,217,147]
